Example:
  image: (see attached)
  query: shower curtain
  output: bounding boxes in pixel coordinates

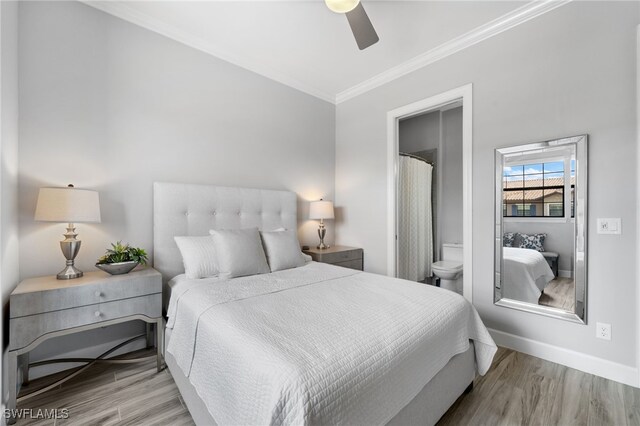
[398,156,434,282]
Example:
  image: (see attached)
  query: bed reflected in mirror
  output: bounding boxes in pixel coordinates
[494,135,587,323]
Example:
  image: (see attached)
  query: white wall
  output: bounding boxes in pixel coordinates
[335,1,638,372]
[18,1,335,377]
[1,0,20,407]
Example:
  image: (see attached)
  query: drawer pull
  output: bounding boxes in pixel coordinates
[94,311,101,317]
[95,291,102,297]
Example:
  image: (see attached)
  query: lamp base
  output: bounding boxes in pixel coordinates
[57,264,83,280]
[317,222,330,250]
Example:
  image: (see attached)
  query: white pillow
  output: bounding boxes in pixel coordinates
[209,228,270,278]
[174,236,218,279]
[260,229,306,272]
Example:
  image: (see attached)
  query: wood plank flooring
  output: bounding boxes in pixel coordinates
[15,350,193,426]
[438,347,639,426]
[15,347,639,425]
[539,277,575,311]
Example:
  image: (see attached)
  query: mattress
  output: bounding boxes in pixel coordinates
[166,262,497,425]
[502,247,555,304]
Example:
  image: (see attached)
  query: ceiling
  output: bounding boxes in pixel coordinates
[85,1,564,103]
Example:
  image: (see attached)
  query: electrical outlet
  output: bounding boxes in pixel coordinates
[596,322,611,340]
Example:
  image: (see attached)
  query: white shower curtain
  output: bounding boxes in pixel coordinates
[398,156,434,282]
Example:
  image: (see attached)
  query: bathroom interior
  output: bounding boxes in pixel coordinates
[397,102,463,294]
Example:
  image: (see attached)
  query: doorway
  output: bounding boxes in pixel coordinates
[386,84,473,302]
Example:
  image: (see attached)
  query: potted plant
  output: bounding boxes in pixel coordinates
[96,241,148,275]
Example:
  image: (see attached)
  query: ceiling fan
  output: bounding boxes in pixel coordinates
[325,0,379,50]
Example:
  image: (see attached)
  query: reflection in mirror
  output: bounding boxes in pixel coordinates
[494,135,587,323]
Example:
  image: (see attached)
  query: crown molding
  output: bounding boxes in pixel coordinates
[335,0,572,104]
[80,1,336,104]
[82,0,571,106]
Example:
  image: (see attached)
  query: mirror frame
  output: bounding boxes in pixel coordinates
[494,135,588,324]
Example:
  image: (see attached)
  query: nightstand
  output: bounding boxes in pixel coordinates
[303,245,364,271]
[7,268,163,423]
[542,252,559,277]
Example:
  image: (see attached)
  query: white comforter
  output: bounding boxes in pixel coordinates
[502,247,555,304]
[166,262,497,426]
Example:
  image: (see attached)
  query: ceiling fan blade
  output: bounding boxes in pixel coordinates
[345,3,379,50]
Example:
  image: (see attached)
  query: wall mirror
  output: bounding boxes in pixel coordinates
[494,135,587,323]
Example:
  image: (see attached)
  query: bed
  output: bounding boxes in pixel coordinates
[154,182,497,425]
[502,247,555,304]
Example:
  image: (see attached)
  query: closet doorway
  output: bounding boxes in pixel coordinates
[386,84,473,302]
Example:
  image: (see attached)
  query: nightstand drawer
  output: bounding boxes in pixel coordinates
[10,269,161,318]
[333,259,363,271]
[316,248,362,264]
[9,293,161,351]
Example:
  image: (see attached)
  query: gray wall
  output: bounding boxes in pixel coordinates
[399,110,440,153]
[18,1,335,377]
[503,221,574,274]
[1,0,20,406]
[440,107,463,247]
[335,1,638,367]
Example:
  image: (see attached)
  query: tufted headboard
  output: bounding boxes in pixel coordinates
[153,182,297,283]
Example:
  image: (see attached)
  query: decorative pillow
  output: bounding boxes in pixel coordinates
[209,228,270,278]
[503,232,516,247]
[174,236,218,279]
[518,233,546,252]
[260,229,306,272]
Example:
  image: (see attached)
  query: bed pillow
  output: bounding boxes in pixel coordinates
[260,229,306,272]
[518,233,546,252]
[209,228,270,278]
[503,232,516,247]
[174,236,218,279]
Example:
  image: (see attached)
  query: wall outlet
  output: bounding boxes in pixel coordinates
[596,322,611,340]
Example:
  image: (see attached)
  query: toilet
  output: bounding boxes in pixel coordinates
[432,243,463,294]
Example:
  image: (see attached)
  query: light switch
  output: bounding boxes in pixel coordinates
[597,218,621,235]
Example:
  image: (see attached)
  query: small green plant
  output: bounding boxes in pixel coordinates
[96,241,148,265]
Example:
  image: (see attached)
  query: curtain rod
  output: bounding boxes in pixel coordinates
[399,152,434,165]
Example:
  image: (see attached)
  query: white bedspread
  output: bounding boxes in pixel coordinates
[166,262,497,426]
[502,247,555,304]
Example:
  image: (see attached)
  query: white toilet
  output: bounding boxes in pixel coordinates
[432,243,463,294]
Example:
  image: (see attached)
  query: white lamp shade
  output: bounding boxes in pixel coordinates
[309,200,335,220]
[35,187,101,223]
[325,0,359,13]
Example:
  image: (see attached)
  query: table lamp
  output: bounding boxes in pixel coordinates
[34,184,101,279]
[309,199,334,250]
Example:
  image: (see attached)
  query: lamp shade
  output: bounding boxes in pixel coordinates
[35,187,101,223]
[309,200,334,220]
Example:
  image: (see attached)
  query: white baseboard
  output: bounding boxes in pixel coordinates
[488,328,639,387]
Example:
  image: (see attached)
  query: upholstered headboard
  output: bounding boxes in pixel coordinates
[153,182,297,283]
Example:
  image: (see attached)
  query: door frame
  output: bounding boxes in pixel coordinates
[386,83,473,302]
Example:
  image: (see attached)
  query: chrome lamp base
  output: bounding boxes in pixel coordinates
[57,263,83,280]
[316,220,330,250]
[57,223,83,280]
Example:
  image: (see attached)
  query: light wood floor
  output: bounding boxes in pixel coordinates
[539,277,575,311]
[16,347,640,425]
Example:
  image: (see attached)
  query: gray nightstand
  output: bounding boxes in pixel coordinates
[7,268,163,423]
[303,245,363,271]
